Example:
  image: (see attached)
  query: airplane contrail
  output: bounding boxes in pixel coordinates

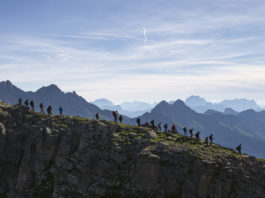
[143,27,147,43]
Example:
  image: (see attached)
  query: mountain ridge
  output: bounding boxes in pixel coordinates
[139,100,265,158]
[0,102,264,197]
[0,80,133,123]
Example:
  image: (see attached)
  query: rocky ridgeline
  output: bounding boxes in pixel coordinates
[0,102,265,198]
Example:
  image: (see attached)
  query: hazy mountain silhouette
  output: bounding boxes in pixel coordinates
[224,108,238,115]
[139,100,265,158]
[120,101,157,112]
[185,95,261,113]
[1,81,265,157]
[92,98,156,117]
[93,98,115,108]
[92,98,123,112]
[0,81,133,123]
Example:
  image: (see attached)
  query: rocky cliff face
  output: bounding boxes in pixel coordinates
[0,102,265,198]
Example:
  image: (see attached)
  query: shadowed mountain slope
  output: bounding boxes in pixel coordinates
[0,81,133,123]
[140,100,265,158]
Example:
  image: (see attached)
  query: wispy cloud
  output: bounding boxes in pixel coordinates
[1,0,265,104]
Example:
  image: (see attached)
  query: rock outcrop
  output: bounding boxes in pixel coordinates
[0,102,265,198]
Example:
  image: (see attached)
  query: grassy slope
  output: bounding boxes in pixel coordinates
[0,101,263,164]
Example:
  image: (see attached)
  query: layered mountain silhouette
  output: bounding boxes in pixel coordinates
[92,98,156,117]
[1,80,265,158]
[185,95,262,113]
[139,100,265,158]
[0,80,133,123]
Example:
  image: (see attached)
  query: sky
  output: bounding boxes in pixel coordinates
[1,0,265,105]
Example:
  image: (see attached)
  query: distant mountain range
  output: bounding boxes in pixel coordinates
[92,95,263,117]
[185,95,262,113]
[1,80,265,158]
[0,80,133,123]
[91,98,157,117]
[138,100,265,158]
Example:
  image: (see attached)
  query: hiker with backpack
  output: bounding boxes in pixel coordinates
[24,99,29,107]
[189,128,193,138]
[157,122,162,132]
[59,106,63,116]
[171,124,177,133]
[112,111,118,122]
[119,115,123,123]
[40,103,44,113]
[18,98,23,105]
[95,112,99,120]
[209,134,214,145]
[137,118,141,126]
[47,105,52,115]
[30,100,34,111]
[205,137,209,146]
[195,131,200,140]
[150,120,155,129]
[236,144,242,154]
[183,126,187,136]
[164,123,168,132]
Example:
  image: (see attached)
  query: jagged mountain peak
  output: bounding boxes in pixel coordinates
[0,80,15,88]
[185,95,208,107]
[36,84,63,94]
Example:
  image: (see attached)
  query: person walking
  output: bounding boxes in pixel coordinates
[164,123,168,132]
[95,112,99,120]
[183,126,187,136]
[137,118,141,126]
[18,98,23,105]
[195,131,200,140]
[171,124,177,133]
[119,115,123,123]
[24,99,29,107]
[30,100,35,111]
[47,105,52,115]
[157,122,162,132]
[209,134,214,145]
[189,128,193,138]
[59,106,63,116]
[236,144,242,154]
[205,137,209,146]
[39,103,44,113]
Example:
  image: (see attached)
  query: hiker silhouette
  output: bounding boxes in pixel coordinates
[164,123,168,132]
[209,134,213,145]
[24,99,29,106]
[119,115,123,123]
[205,137,209,146]
[59,106,63,116]
[171,124,176,133]
[183,126,187,136]
[39,103,44,113]
[150,120,155,129]
[95,112,99,120]
[112,111,118,122]
[195,131,200,140]
[189,128,193,137]
[30,100,34,111]
[18,98,22,105]
[157,122,162,131]
[47,105,52,115]
[236,144,242,154]
[137,118,141,126]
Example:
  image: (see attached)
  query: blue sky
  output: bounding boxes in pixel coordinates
[1,0,265,105]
